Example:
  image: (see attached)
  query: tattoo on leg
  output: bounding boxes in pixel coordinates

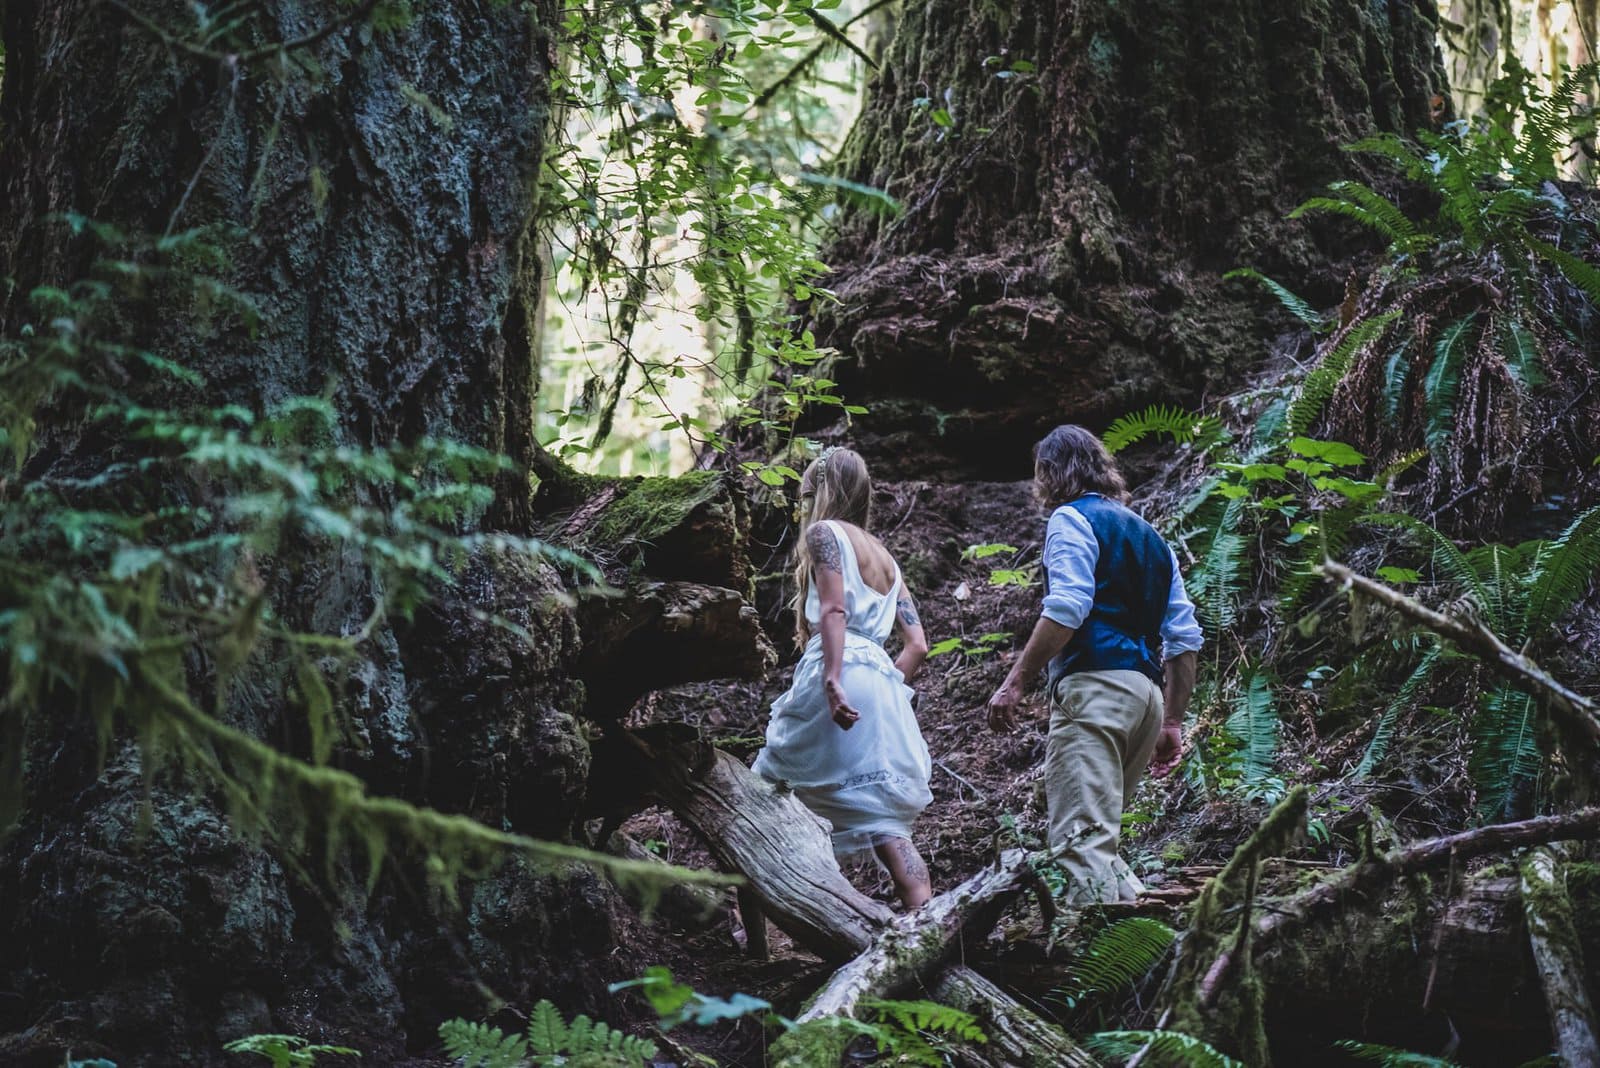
[806,523,842,573]
[894,838,930,887]
[896,594,921,628]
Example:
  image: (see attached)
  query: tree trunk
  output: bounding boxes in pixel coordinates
[0,3,648,1063]
[806,0,1447,476]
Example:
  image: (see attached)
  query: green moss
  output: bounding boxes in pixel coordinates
[590,471,726,548]
[769,1017,856,1067]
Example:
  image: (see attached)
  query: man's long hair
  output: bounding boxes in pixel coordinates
[1033,424,1129,505]
[792,447,872,645]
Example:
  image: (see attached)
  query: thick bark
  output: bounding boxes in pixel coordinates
[806,0,1447,476]
[0,3,659,1063]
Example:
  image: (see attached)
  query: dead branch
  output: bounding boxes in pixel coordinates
[1521,846,1600,1067]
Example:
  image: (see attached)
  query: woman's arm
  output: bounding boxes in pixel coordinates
[893,586,930,683]
[809,523,859,729]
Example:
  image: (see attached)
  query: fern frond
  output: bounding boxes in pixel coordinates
[1336,1038,1465,1067]
[1224,268,1329,331]
[1188,497,1250,636]
[1470,685,1544,822]
[1291,184,1424,249]
[1354,643,1442,779]
[1465,541,1534,645]
[1422,314,1477,456]
[525,1000,566,1056]
[1087,1030,1245,1068]
[1287,311,1400,438]
[1363,512,1501,631]
[1344,132,1430,180]
[1528,237,1600,307]
[1225,668,1279,785]
[1103,404,1227,454]
[1523,504,1600,638]
[1381,339,1412,422]
[1496,315,1544,391]
[1513,62,1600,180]
[438,1019,530,1068]
[1058,918,1176,1005]
[862,999,986,1043]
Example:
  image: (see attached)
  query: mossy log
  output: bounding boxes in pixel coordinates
[1521,846,1600,1067]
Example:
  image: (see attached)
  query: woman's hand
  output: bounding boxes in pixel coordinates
[825,678,860,730]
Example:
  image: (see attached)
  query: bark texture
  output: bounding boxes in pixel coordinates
[808,0,1447,476]
[0,3,681,1063]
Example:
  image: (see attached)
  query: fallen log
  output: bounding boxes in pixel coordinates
[932,965,1101,1068]
[794,849,1052,1022]
[647,747,1099,1065]
[1199,805,1600,1007]
[1521,846,1600,1067]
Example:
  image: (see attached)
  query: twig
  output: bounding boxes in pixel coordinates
[1319,560,1600,741]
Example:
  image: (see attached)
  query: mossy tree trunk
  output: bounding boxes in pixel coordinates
[809,0,1448,476]
[0,3,645,1064]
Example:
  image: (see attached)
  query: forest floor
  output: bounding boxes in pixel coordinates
[603,476,1310,1064]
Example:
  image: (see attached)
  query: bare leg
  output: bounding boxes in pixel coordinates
[874,836,932,909]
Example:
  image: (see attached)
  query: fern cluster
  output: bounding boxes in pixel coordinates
[1055,917,1177,1010]
[439,1001,658,1067]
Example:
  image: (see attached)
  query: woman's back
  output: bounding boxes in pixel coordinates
[804,520,901,644]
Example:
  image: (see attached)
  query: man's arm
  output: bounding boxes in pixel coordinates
[985,507,1096,731]
[986,615,1075,731]
[1150,545,1204,776]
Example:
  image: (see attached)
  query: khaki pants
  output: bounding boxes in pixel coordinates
[1044,668,1164,904]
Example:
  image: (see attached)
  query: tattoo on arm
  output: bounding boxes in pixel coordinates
[896,593,921,628]
[807,523,842,574]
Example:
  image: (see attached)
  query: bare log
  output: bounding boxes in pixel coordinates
[795,849,1053,1022]
[1521,846,1600,1067]
[650,749,1099,1065]
[1320,561,1600,740]
[933,965,1101,1068]
[650,748,893,960]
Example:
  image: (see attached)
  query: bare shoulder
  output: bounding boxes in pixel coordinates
[837,523,899,592]
[805,521,844,572]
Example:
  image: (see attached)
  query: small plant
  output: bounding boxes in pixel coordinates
[1334,1039,1465,1067]
[1055,917,1177,1010]
[439,1001,658,1068]
[1087,1029,1245,1067]
[926,631,1013,660]
[222,1034,359,1068]
[611,966,775,1031]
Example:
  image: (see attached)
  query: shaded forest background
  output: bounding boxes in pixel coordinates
[1,1,1598,1066]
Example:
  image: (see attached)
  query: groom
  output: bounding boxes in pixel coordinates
[984,425,1202,903]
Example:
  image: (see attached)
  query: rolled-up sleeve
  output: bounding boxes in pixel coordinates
[1041,507,1098,630]
[1161,546,1204,657]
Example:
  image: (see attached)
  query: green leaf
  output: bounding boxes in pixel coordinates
[1423,314,1477,455]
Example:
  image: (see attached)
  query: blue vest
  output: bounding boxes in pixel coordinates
[1045,495,1172,688]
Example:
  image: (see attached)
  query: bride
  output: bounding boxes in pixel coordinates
[752,447,935,908]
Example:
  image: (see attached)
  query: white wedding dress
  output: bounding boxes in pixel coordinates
[752,520,933,857]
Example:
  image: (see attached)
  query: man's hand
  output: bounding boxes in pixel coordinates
[986,680,1024,733]
[1149,723,1183,778]
[825,678,860,730]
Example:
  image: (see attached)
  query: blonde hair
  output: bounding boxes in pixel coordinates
[792,447,872,644]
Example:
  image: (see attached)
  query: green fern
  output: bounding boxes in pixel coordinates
[1187,497,1250,636]
[1224,668,1279,788]
[861,998,986,1044]
[439,1002,656,1068]
[1422,314,1477,456]
[1344,132,1431,180]
[1224,268,1329,331]
[1472,684,1544,822]
[222,1034,359,1068]
[1354,644,1443,779]
[1087,1029,1245,1068]
[1335,1039,1464,1067]
[1381,339,1413,422]
[1496,315,1544,391]
[1511,62,1600,181]
[1527,236,1600,308]
[1287,312,1400,438]
[1523,505,1600,637]
[1057,918,1177,1006]
[439,1021,530,1068]
[1103,405,1227,455]
[1291,182,1427,251]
